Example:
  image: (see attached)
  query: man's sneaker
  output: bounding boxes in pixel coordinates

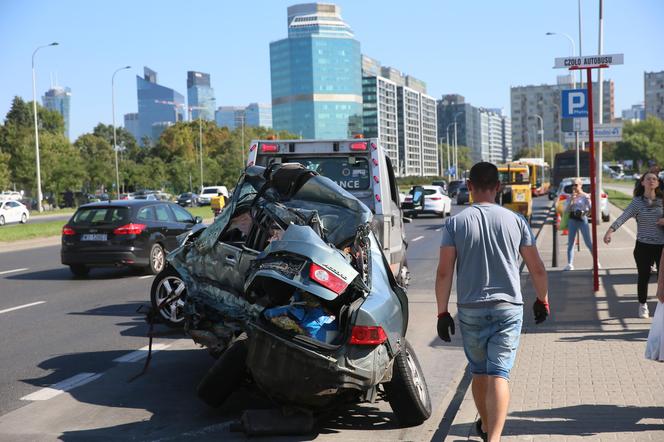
[639,303,650,319]
[564,264,574,271]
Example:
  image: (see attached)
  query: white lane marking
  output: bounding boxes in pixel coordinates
[0,267,28,276]
[435,228,442,232]
[412,236,424,242]
[21,372,102,401]
[138,275,153,279]
[0,301,46,315]
[113,343,171,363]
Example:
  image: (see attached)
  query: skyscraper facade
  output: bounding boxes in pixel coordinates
[622,104,645,122]
[270,3,362,139]
[215,106,245,130]
[136,66,185,144]
[187,71,216,121]
[510,79,614,154]
[245,103,272,128]
[644,71,664,121]
[123,112,140,141]
[42,86,71,139]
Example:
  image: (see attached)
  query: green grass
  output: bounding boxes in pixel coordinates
[605,189,633,211]
[0,220,65,242]
[30,208,75,217]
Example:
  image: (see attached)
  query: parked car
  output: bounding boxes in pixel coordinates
[456,184,470,205]
[198,186,229,205]
[402,185,452,218]
[134,194,158,201]
[61,200,203,277]
[0,191,22,201]
[152,163,432,426]
[177,192,199,207]
[447,180,463,198]
[555,177,610,223]
[0,200,29,226]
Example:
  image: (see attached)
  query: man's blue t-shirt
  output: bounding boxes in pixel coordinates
[440,203,536,306]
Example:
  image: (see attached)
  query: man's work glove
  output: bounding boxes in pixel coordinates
[437,312,455,342]
[533,299,550,324]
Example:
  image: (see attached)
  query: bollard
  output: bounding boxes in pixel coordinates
[552,212,558,268]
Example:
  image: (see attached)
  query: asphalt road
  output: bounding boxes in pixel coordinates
[0,197,552,441]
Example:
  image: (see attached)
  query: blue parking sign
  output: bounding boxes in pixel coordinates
[562,89,588,118]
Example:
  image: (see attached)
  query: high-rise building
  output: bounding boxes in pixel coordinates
[123,112,140,141]
[437,95,511,164]
[270,3,362,139]
[362,55,437,176]
[622,104,645,123]
[187,71,216,121]
[42,86,71,139]
[215,106,245,130]
[510,78,614,155]
[644,71,664,120]
[245,103,272,128]
[136,66,185,144]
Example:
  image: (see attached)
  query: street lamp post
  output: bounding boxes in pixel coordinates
[532,114,545,186]
[446,123,454,180]
[112,65,131,200]
[32,42,58,212]
[453,112,464,180]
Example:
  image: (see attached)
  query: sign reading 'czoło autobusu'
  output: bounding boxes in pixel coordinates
[554,53,624,69]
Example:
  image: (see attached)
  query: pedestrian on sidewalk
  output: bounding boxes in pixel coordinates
[564,178,593,271]
[604,171,664,319]
[435,162,549,442]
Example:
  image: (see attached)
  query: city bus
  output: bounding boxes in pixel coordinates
[496,163,533,223]
[551,150,590,199]
[515,158,551,197]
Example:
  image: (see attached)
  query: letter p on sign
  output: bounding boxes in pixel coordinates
[562,89,588,118]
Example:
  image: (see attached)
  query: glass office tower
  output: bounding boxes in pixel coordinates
[187,71,216,121]
[136,67,185,144]
[42,86,71,139]
[270,3,362,139]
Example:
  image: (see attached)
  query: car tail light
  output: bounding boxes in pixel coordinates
[113,223,146,235]
[429,196,442,200]
[62,225,75,236]
[404,196,412,202]
[309,263,349,294]
[349,326,388,345]
[558,194,568,201]
[601,193,607,199]
[349,141,367,151]
[260,143,279,153]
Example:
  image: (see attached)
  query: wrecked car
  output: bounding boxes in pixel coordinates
[150,163,431,426]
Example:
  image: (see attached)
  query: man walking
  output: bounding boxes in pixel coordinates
[435,162,549,442]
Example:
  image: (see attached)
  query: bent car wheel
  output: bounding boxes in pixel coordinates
[147,243,165,274]
[150,266,186,328]
[384,339,432,426]
[197,338,248,408]
[69,264,90,277]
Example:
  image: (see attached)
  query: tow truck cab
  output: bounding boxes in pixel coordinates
[247,138,408,282]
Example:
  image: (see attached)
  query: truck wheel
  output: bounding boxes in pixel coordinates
[197,338,248,408]
[384,339,432,426]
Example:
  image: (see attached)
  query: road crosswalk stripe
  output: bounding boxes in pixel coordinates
[113,343,171,363]
[20,372,102,401]
[0,267,28,275]
[0,301,46,315]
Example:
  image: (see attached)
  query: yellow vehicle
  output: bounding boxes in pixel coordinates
[496,164,533,223]
[514,158,551,197]
[211,194,227,217]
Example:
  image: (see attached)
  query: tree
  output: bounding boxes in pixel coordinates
[0,151,10,189]
[614,117,664,168]
[457,145,473,172]
[74,133,115,192]
[39,132,85,205]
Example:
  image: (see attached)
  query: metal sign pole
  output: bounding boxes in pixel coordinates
[585,67,600,292]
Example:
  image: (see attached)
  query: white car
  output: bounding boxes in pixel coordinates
[0,200,29,226]
[0,191,22,201]
[555,177,610,222]
[402,185,452,218]
[198,186,229,205]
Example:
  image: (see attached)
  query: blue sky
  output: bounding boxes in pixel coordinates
[1,0,662,140]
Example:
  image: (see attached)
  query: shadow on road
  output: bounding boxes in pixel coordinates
[7,266,146,281]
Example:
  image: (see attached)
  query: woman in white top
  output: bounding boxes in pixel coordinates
[564,178,593,271]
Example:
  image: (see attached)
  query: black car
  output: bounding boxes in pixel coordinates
[177,192,199,207]
[456,185,469,205]
[61,200,203,277]
[447,180,463,198]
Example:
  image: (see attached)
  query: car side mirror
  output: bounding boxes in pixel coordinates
[194,216,203,224]
[412,186,425,208]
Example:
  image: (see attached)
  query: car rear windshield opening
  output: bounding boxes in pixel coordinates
[287,157,370,191]
[71,207,130,226]
[202,189,218,194]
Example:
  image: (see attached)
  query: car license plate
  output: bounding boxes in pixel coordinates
[81,234,107,241]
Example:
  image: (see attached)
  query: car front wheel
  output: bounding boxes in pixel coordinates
[384,339,432,426]
[147,243,166,274]
[150,266,186,327]
[20,213,27,224]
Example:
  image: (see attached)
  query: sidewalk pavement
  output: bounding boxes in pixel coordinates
[444,204,664,441]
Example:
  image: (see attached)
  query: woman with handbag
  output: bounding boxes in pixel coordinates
[604,172,664,318]
[564,178,593,271]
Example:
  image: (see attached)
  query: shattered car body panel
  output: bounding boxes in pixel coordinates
[166,163,414,409]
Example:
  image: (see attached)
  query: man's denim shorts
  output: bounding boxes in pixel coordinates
[458,303,523,380]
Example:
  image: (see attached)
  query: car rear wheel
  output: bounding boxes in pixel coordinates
[69,264,90,277]
[384,339,432,427]
[147,243,165,274]
[197,337,248,408]
[0,215,4,226]
[150,266,186,327]
[20,213,28,224]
